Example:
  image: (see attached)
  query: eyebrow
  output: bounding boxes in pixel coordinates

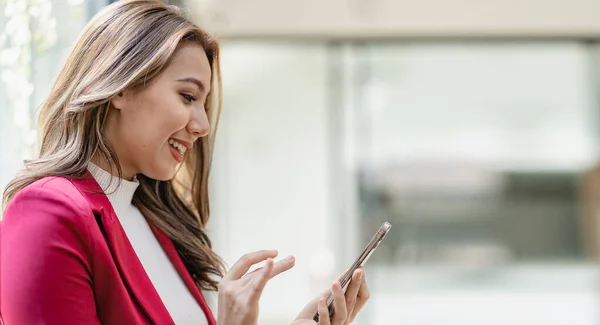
[176,77,208,92]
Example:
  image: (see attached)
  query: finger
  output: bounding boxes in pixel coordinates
[248,258,274,298]
[331,281,348,324]
[318,297,331,325]
[352,269,370,317]
[242,256,295,284]
[225,250,278,280]
[306,289,333,320]
[344,269,363,314]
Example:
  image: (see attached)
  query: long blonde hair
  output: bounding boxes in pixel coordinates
[2,0,225,291]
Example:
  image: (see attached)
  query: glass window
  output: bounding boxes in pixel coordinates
[345,41,600,325]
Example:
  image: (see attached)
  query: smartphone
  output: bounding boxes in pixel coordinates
[313,221,392,322]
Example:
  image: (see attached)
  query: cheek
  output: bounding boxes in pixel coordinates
[139,97,187,134]
[118,111,162,156]
[161,101,191,132]
[123,127,153,157]
[122,94,190,153]
[167,111,189,130]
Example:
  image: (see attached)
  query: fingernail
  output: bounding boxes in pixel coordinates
[286,255,295,262]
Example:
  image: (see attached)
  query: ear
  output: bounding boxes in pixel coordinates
[110,90,127,110]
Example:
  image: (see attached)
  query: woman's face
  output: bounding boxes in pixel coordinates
[106,43,212,181]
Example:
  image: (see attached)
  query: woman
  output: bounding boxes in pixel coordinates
[0,0,369,324]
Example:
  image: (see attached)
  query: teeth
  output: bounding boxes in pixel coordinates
[168,138,186,155]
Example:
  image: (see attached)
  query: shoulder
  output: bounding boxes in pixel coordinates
[2,176,95,235]
[1,177,98,297]
[9,176,90,211]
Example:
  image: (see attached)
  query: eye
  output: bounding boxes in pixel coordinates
[181,93,197,103]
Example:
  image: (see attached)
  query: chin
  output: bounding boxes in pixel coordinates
[142,165,178,181]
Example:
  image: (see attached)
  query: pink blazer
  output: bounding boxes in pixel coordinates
[0,173,217,325]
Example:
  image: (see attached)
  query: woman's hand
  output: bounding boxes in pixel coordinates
[216,250,295,325]
[292,268,370,325]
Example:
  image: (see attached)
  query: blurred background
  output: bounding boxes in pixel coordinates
[2,0,600,324]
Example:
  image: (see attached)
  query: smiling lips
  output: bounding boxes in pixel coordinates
[168,138,188,162]
[168,138,187,155]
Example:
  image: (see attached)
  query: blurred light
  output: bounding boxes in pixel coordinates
[308,250,335,279]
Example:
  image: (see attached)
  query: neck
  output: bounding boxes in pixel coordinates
[91,154,137,181]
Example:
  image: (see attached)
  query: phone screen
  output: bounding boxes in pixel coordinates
[313,221,392,322]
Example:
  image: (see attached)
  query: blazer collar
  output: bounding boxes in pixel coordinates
[70,171,217,325]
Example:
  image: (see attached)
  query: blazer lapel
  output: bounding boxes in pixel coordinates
[70,172,174,325]
[150,224,218,325]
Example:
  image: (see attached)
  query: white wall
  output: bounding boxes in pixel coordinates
[209,41,340,323]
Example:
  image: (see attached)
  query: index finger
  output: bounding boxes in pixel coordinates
[225,250,279,280]
[248,258,275,299]
[242,256,295,284]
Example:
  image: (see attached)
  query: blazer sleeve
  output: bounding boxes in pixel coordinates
[0,184,101,325]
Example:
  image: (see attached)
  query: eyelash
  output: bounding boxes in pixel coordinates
[181,93,197,103]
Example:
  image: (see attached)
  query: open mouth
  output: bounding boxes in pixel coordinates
[168,138,187,156]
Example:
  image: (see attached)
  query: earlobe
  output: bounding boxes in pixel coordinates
[110,91,126,110]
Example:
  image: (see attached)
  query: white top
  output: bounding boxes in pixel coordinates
[87,163,209,325]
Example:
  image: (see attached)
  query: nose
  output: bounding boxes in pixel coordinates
[187,108,210,138]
